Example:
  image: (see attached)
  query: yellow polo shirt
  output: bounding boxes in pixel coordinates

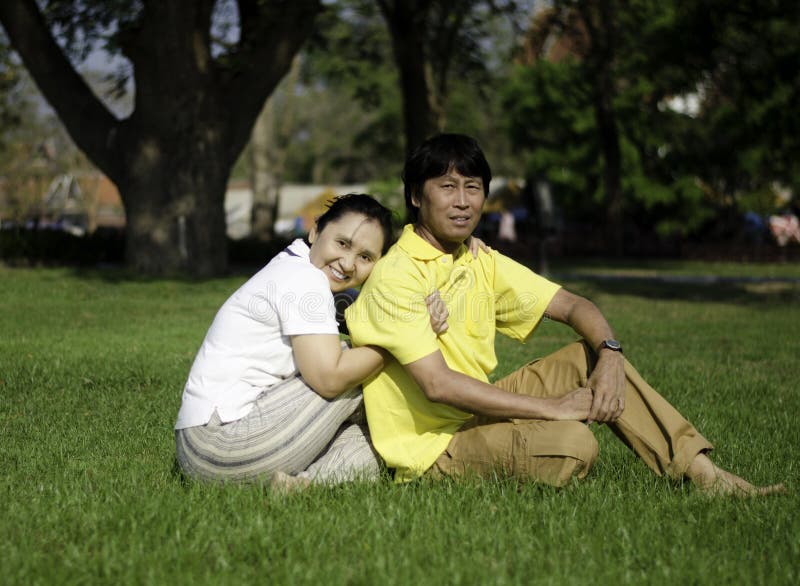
[346,224,561,482]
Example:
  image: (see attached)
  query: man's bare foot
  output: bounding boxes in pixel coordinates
[270,470,311,493]
[686,454,786,496]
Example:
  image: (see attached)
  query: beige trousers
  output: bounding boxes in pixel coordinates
[175,375,380,484]
[428,341,713,487]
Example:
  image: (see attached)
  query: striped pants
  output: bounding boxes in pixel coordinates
[175,376,381,484]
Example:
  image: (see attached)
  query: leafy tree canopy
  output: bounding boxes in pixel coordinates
[505,0,800,243]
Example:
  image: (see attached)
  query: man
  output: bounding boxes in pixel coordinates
[346,133,783,495]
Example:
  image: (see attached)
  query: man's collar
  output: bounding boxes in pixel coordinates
[397,224,468,261]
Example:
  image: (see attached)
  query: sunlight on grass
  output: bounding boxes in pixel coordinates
[1,265,798,585]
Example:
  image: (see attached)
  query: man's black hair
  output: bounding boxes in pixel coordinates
[402,133,492,222]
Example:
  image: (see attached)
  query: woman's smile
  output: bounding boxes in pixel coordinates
[308,212,385,293]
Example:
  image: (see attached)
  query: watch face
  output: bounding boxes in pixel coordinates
[603,339,622,351]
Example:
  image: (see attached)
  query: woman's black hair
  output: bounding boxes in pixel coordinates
[315,193,395,254]
[402,133,492,222]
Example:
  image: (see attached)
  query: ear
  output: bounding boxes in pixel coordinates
[308,224,318,245]
[410,189,421,209]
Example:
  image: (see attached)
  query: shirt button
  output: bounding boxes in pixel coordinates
[441,258,448,264]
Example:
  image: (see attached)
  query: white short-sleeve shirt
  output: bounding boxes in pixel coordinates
[175,239,339,429]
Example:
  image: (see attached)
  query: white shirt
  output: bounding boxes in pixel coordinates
[175,239,339,429]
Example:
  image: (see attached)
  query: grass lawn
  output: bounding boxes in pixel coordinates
[1,264,798,585]
[549,258,800,279]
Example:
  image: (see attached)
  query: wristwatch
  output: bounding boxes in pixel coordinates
[597,339,623,353]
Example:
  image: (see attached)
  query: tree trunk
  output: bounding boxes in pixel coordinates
[592,70,624,256]
[120,137,230,276]
[0,0,321,275]
[249,55,301,241]
[377,0,438,155]
[250,98,278,242]
[579,0,624,256]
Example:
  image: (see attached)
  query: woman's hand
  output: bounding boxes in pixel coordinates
[467,236,491,258]
[426,290,449,335]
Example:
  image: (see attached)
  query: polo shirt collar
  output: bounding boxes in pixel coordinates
[397,224,469,262]
[286,238,311,259]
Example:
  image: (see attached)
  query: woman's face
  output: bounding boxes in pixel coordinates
[308,212,385,293]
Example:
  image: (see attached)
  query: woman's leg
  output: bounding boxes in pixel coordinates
[175,375,365,483]
[298,423,381,483]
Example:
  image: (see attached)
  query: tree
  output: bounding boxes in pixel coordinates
[0,32,24,154]
[506,2,730,251]
[508,0,800,253]
[0,40,89,225]
[672,0,800,208]
[249,56,301,241]
[298,0,404,182]
[0,0,321,275]
[375,0,438,154]
[511,1,627,253]
[376,0,522,155]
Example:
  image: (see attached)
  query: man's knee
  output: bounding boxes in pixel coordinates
[513,421,598,487]
[565,423,599,480]
[550,422,598,485]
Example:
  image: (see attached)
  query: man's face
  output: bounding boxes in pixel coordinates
[412,168,485,253]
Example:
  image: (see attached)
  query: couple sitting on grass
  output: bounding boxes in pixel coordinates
[175,133,784,496]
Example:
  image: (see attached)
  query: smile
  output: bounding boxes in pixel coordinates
[450,215,471,224]
[329,267,348,281]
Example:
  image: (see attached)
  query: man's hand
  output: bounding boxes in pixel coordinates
[426,290,449,335]
[548,387,593,421]
[586,351,626,424]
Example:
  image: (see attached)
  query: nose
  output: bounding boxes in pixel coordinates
[454,187,468,208]
[339,253,355,272]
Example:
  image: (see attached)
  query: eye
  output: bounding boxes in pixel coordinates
[359,254,373,263]
[337,239,348,248]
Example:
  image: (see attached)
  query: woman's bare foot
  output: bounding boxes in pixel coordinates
[270,470,311,493]
[686,454,786,496]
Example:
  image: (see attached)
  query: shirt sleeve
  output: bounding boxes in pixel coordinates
[491,252,561,342]
[274,264,339,336]
[346,261,439,365]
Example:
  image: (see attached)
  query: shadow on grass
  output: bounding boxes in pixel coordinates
[2,228,290,285]
[62,263,258,286]
[560,275,800,307]
[170,457,196,488]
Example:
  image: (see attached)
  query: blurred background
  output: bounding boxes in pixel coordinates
[1,0,799,275]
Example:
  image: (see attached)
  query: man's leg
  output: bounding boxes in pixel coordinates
[426,342,601,486]
[494,341,712,481]
[427,416,598,487]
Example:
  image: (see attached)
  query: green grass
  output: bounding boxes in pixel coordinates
[1,264,799,585]
[550,257,800,279]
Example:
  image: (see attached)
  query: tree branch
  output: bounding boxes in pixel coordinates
[0,0,122,176]
[221,0,322,164]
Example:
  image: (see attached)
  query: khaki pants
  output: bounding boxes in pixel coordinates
[427,341,713,487]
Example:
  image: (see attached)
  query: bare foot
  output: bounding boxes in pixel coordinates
[270,470,311,493]
[686,454,786,497]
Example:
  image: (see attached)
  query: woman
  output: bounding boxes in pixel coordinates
[175,194,470,488]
